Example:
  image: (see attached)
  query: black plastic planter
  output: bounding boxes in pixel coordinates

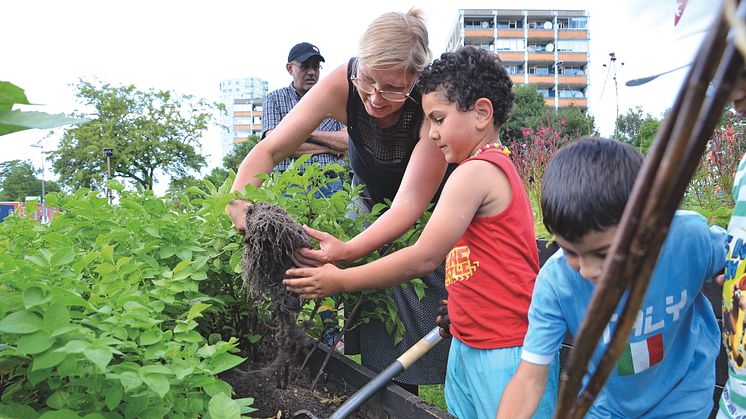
[306,344,453,419]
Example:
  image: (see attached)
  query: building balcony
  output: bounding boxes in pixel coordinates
[496,29,525,38]
[557,52,588,64]
[234,124,262,131]
[527,29,554,39]
[234,111,262,117]
[544,97,588,108]
[558,29,589,40]
[529,75,556,85]
[527,52,555,63]
[558,74,588,86]
[464,28,494,42]
[509,74,526,85]
[497,51,525,62]
[509,74,588,88]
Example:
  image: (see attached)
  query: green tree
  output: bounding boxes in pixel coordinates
[168,136,259,193]
[638,117,662,154]
[0,160,60,201]
[50,80,215,190]
[553,106,596,139]
[505,84,547,142]
[505,84,594,144]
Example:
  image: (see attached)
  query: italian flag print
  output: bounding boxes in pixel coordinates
[617,334,664,376]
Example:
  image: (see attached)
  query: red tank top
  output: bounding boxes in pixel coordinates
[445,150,539,349]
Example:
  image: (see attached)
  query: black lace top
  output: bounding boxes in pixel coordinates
[345,57,426,206]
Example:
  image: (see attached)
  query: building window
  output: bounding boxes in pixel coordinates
[559,66,586,75]
[558,89,585,98]
[505,65,525,75]
[557,40,589,52]
[465,18,493,29]
[527,43,550,52]
[569,17,587,29]
[495,39,525,51]
[529,66,550,75]
[496,19,523,29]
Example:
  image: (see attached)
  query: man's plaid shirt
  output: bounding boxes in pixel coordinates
[262,83,345,173]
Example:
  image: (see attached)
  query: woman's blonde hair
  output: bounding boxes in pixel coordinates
[358,7,432,74]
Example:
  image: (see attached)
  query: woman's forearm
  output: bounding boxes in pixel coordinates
[231,140,284,194]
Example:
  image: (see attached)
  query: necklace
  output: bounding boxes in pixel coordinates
[470,142,511,158]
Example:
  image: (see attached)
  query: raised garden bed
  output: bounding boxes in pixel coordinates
[222,343,453,419]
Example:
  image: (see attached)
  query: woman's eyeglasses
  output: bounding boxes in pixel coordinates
[350,73,418,103]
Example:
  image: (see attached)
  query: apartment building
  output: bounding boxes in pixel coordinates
[446,9,590,110]
[218,77,269,154]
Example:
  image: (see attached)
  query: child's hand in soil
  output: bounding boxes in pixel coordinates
[284,264,344,300]
[435,299,451,338]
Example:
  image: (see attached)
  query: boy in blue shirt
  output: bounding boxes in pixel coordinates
[497,138,727,418]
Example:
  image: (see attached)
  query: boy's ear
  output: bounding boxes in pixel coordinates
[473,98,493,129]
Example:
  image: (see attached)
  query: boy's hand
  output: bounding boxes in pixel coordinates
[435,299,451,338]
[284,264,344,300]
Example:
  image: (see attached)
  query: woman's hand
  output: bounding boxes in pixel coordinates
[294,225,350,266]
[226,199,252,233]
[284,263,345,300]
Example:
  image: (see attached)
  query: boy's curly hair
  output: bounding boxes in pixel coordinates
[418,46,514,128]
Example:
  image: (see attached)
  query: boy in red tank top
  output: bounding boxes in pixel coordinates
[284,46,558,418]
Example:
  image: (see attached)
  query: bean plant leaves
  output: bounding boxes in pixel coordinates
[208,393,241,419]
[0,310,42,334]
[17,330,54,354]
[206,353,245,375]
[32,349,66,371]
[141,373,170,399]
[83,347,113,372]
[104,384,124,410]
[23,286,51,309]
[38,409,83,419]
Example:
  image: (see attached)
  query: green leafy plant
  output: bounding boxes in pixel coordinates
[510,118,574,238]
[231,155,430,345]
[0,81,88,136]
[0,181,254,418]
[682,112,746,227]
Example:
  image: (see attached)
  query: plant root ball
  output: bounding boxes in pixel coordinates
[242,202,311,298]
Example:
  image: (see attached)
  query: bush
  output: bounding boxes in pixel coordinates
[0,181,253,418]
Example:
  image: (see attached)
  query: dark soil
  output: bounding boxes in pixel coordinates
[221,361,364,419]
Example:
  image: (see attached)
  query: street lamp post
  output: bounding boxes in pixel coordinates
[30,143,47,223]
[103,148,113,204]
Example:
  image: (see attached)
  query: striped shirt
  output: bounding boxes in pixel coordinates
[262,83,345,173]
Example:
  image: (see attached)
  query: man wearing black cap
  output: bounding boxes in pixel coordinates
[261,42,347,196]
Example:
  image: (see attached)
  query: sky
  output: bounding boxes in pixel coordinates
[2,0,698,192]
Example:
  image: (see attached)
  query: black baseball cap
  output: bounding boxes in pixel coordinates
[288,42,325,64]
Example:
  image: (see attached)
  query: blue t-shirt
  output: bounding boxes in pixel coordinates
[523,211,726,417]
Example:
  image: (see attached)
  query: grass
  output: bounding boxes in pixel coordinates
[345,354,448,411]
[419,384,447,411]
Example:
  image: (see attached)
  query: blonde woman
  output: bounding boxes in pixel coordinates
[226,9,453,390]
